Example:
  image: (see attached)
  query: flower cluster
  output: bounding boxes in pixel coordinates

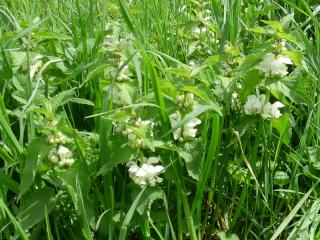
[115,117,154,149]
[175,92,196,112]
[47,131,75,167]
[169,111,201,142]
[259,53,292,77]
[244,94,285,119]
[48,131,70,145]
[48,145,75,167]
[128,157,164,187]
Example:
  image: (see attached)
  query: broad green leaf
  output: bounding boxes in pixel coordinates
[18,187,56,230]
[239,69,263,102]
[179,141,204,181]
[20,137,51,196]
[274,171,290,186]
[51,88,75,111]
[283,50,303,66]
[272,114,291,146]
[164,67,192,79]
[0,198,29,240]
[136,187,164,215]
[262,20,283,32]
[98,143,138,175]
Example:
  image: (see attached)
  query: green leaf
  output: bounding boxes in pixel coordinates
[216,231,240,240]
[262,20,283,32]
[98,143,138,175]
[249,26,267,34]
[164,67,192,79]
[71,98,95,106]
[283,50,303,66]
[0,198,29,240]
[270,182,319,240]
[18,187,56,230]
[182,85,214,104]
[119,188,146,240]
[51,88,75,111]
[239,69,263,102]
[0,94,23,155]
[272,114,291,146]
[20,137,51,196]
[0,171,19,194]
[136,187,164,215]
[274,171,290,186]
[179,141,204,181]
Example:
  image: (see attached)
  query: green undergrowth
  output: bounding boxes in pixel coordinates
[0,0,320,239]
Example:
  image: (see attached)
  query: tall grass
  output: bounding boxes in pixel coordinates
[0,0,319,239]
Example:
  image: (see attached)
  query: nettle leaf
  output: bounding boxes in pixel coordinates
[261,20,283,32]
[57,163,95,229]
[283,50,303,66]
[136,187,164,215]
[164,67,191,79]
[98,141,138,175]
[179,140,204,180]
[272,114,291,146]
[239,69,263,102]
[249,26,267,34]
[18,187,56,230]
[20,137,51,196]
[51,88,75,111]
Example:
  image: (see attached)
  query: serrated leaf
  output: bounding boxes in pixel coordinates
[249,26,267,34]
[51,88,75,111]
[164,67,191,79]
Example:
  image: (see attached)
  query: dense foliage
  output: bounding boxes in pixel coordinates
[0,0,320,239]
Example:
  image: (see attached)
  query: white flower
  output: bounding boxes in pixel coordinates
[170,111,201,141]
[191,27,206,38]
[134,118,154,128]
[128,161,164,187]
[182,118,201,139]
[259,53,292,77]
[244,94,266,115]
[57,146,73,159]
[262,101,285,119]
[169,112,182,141]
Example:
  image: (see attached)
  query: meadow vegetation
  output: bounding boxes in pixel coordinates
[0,0,320,239]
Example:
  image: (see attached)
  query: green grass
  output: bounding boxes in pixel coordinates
[0,0,320,239]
